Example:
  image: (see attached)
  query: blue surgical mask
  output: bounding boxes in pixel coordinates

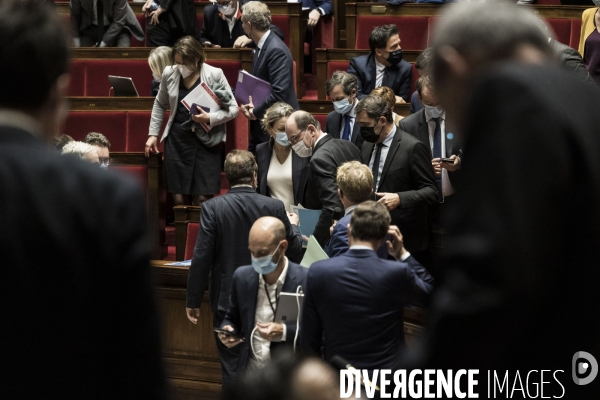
[275,132,290,147]
[251,243,281,275]
[333,97,353,115]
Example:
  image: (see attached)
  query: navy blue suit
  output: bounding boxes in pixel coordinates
[248,32,299,153]
[324,212,388,259]
[221,262,308,372]
[409,90,422,114]
[347,53,412,102]
[324,108,364,151]
[302,0,333,15]
[301,248,433,373]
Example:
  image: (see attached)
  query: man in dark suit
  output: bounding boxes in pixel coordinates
[549,38,596,84]
[218,217,308,374]
[239,1,299,153]
[301,201,434,375]
[410,3,600,395]
[70,0,144,47]
[409,47,433,114]
[347,24,412,102]
[186,149,303,390]
[0,2,167,398]
[199,0,284,48]
[285,111,362,246]
[356,95,438,265]
[324,71,364,151]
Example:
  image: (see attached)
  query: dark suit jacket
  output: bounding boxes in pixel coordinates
[361,128,438,252]
[301,135,362,246]
[324,109,364,151]
[256,139,309,207]
[412,65,600,388]
[301,249,433,372]
[400,109,462,188]
[0,126,167,399]
[156,0,200,38]
[70,0,144,45]
[249,32,299,146]
[221,262,308,371]
[302,0,333,15]
[409,90,422,114]
[324,211,388,258]
[347,53,412,102]
[199,1,284,48]
[549,38,595,84]
[186,187,303,314]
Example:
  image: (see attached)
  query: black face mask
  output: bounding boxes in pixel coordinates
[360,124,381,143]
[386,49,403,66]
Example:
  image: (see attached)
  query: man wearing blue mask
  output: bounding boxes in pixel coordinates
[348,24,412,102]
[218,216,308,375]
[324,71,364,151]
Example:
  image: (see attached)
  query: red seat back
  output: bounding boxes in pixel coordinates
[272,15,291,47]
[69,60,87,97]
[546,18,572,46]
[355,16,428,50]
[184,222,200,260]
[570,19,582,50]
[205,60,241,88]
[85,60,152,96]
[64,112,128,151]
[131,15,147,47]
[314,114,327,131]
[126,112,168,152]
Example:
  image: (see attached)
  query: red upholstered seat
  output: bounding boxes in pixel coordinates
[205,60,241,88]
[570,19,582,50]
[410,63,418,96]
[126,111,168,152]
[271,15,291,47]
[197,14,204,33]
[546,19,572,46]
[355,16,429,50]
[131,15,147,47]
[64,111,128,151]
[327,61,350,79]
[85,59,152,96]
[69,60,87,97]
[427,16,440,47]
[111,166,148,197]
[184,222,199,260]
[314,114,328,130]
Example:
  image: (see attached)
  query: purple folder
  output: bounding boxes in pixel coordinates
[234,70,272,107]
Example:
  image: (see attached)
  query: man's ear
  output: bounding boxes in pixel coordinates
[338,188,343,200]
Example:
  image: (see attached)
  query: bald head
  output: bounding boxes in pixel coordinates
[286,110,321,132]
[248,216,288,260]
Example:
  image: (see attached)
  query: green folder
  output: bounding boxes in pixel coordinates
[300,235,329,268]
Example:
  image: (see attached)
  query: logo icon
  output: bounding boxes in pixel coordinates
[572,351,598,385]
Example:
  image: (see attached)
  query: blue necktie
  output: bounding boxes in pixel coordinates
[432,117,443,201]
[342,115,351,141]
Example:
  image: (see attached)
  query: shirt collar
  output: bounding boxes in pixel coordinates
[256,30,271,50]
[344,204,359,216]
[220,2,241,20]
[380,124,396,147]
[231,184,254,189]
[349,245,375,251]
[0,109,43,138]
[375,58,386,73]
[313,132,327,147]
[258,256,289,287]
[424,109,446,123]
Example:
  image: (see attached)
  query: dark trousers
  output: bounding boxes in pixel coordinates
[79,24,130,47]
[146,15,184,47]
[213,310,240,393]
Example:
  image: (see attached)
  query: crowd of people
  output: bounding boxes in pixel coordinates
[3,0,600,399]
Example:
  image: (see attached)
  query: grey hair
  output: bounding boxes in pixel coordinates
[292,110,321,131]
[326,71,358,97]
[431,1,552,85]
[261,102,295,133]
[416,74,435,97]
[61,141,96,158]
[355,95,393,124]
[241,1,271,32]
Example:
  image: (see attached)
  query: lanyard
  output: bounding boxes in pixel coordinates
[263,281,279,319]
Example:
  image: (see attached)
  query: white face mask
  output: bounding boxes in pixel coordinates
[218,2,235,16]
[424,104,444,119]
[177,64,195,79]
[292,138,313,158]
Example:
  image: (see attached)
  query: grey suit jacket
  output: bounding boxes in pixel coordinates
[70,0,144,46]
[149,64,238,144]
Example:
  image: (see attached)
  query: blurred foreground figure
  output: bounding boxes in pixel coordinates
[0,1,167,398]
[410,1,600,396]
[226,349,339,400]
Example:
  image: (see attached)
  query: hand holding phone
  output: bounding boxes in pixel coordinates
[440,157,455,163]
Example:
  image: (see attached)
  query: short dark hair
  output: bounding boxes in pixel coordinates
[415,47,433,71]
[0,0,69,110]
[355,95,393,124]
[293,111,321,131]
[350,201,391,242]
[326,71,358,97]
[224,149,258,186]
[84,132,111,149]
[416,74,435,97]
[172,36,205,72]
[369,24,399,53]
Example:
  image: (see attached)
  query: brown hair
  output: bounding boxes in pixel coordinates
[224,150,258,186]
[337,161,373,204]
[370,86,396,111]
[350,201,391,242]
[84,132,111,149]
[261,102,295,134]
[355,95,393,124]
[172,36,205,73]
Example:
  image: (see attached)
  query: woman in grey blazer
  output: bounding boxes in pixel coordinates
[145,36,238,206]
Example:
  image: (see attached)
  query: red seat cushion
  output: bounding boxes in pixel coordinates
[427,16,441,47]
[545,18,572,46]
[68,60,87,97]
[206,60,241,88]
[272,15,291,47]
[64,111,127,151]
[85,59,152,96]
[197,14,204,33]
[184,222,200,260]
[131,15,146,47]
[126,111,168,152]
[355,16,428,50]
[570,19,582,50]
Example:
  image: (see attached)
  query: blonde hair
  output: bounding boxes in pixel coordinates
[370,86,396,111]
[337,161,373,204]
[261,102,294,134]
[148,46,173,79]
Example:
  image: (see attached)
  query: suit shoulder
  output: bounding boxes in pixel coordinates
[288,262,308,279]
[350,54,369,65]
[399,59,412,73]
[255,141,270,156]
[399,110,423,128]
[232,265,255,280]
[203,63,224,76]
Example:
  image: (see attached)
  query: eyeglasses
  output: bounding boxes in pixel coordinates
[216,0,234,8]
[288,129,305,145]
[99,157,113,166]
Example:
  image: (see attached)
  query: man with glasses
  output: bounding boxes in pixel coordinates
[285,110,361,246]
[84,131,112,167]
[200,0,284,48]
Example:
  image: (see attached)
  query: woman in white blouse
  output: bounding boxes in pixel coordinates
[255,102,309,211]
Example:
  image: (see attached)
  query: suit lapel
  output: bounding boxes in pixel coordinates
[281,267,298,293]
[379,129,402,186]
[367,54,377,93]
[247,272,260,327]
[362,141,375,164]
[417,112,432,157]
[252,33,274,76]
[313,134,331,153]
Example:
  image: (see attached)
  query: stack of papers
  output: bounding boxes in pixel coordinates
[180,82,222,132]
[300,235,329,268]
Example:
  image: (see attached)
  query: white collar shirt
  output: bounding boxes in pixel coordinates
[424,110,454,197]
[375,58,386,88]
[368,124,396,192]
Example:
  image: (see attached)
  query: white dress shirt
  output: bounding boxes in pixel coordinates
[339,102,357,141]
[425,111,454,197]
[255,30,271,59]
[248,258,288,368]
[375,58,386,88]
[267,150,294,212]
[222,2,240,33]
[367,124,396,192]
[349,245,411,261]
